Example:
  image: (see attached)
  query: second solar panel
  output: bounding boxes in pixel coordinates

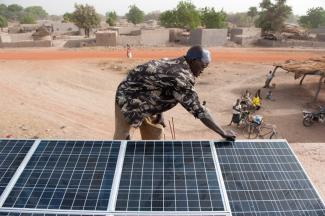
[115,141,225,212]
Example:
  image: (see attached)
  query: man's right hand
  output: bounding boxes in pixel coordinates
[222,130,236,141]
[152,113,166,128]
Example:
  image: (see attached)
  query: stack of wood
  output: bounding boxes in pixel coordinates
[273,56,325,101]
[281,24,309,40]
[275,56,325,79]
[32,26,51,41]
[263,24,310,40]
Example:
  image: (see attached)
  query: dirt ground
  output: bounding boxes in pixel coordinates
[0,47,324,199]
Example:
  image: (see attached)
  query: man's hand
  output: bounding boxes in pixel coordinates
[222,130,236,141]
[152,113,166,128]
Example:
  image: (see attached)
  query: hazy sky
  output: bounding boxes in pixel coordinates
[1,0,325,16]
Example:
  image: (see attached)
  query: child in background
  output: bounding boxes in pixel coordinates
[252,89,261,110]
[126,44,132,59]
[266,90,272,100]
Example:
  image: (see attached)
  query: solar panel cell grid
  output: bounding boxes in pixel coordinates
[0,140,34,197]
[115,141,225,212]
[215,141,325,216]
[3,141,120,211]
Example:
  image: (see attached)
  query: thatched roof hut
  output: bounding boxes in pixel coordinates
[271,57,325,101]
[274,57,325,79]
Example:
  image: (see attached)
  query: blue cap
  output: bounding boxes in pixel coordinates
[186,46,211,64]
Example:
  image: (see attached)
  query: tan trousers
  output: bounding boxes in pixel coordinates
[113,104,164,140]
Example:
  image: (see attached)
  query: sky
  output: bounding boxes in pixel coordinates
[1,0,325,16]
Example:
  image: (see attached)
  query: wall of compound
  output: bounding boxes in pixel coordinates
[230,28,261,46]
[9,33,33,42]
[117,35,141,46]
[140,29,169,46]
[96,32,117,46]
[190,29,228,46]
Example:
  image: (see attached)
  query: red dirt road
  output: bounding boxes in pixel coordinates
[0,48,323,62]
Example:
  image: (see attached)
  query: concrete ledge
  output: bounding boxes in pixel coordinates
[257,39,325,48]
[0,40,52,48]
[64,39,96,48]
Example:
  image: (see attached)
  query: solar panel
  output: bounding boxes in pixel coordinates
[0,140,35,197]
[2,140,120,211]
[0,139,323,216]
[115,141,227,212]
[215,141,325,216]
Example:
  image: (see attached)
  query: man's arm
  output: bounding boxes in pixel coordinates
[173,87,236,141]
[200,111,236,141]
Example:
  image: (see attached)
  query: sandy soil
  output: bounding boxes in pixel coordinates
[0,47,324,199]
[0,47,323,62]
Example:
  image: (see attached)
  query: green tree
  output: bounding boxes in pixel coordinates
[0,15,8,31]
[255,0,292,33]
[70,4,101,37]
[175,1,200,29]
[0,4,8,18]
[19,13,36,24]
[106,11,117,26]
[24,6,48,20]
[63,12,73,23]
[159,1,200,30]
[247,6,258,18]
[7,4,24,21]
[159,10,178,28]
[247,6,258,27]
[126,5,144,25]
[299,7,325,28]
[200,7,226,28]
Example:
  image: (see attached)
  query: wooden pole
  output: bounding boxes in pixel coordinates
[172,117,176,140]
[314,75,325,101]
[300,74,307,85]
[168,120,174,140]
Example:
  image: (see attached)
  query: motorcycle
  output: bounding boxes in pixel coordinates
[302,106,325,127]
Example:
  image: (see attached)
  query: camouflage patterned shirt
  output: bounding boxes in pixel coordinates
[115,57,209,127]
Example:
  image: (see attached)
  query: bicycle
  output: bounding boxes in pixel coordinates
[246,121,277,139]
